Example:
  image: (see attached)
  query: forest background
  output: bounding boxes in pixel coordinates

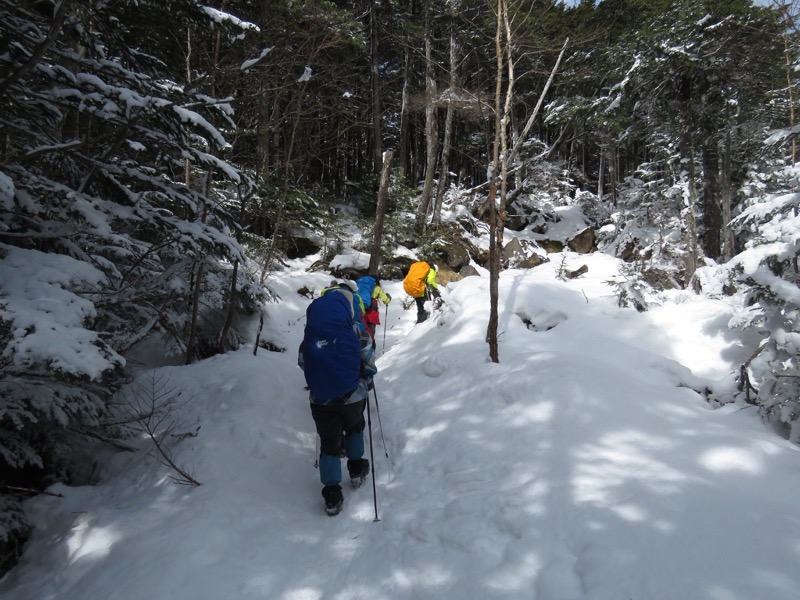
[2,0,800,577]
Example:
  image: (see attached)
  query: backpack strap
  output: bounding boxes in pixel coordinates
[320,286,355,320]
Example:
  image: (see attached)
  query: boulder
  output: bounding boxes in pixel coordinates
[518,254,548,269]
[504,236,548,269]
[567,227,595,254]
[460,264,480,277]
[503,236,526,262]
[441,241,471,271]
[286,235,321,259]
[539,239,564,253]
[381,256,416,281]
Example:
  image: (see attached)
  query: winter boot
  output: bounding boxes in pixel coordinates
[347,459,370,489]
[322,485,343,516]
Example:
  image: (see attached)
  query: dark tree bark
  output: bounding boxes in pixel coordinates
[433,14,458,227]
[701,138,723,261]
[217,259,240,354]
[370,1,383,175]
[369,150,394,277]
[487,0,504,364]
[416,1,439,231]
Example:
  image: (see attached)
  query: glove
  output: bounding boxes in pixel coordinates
[433,297,443,310]
[385,293,391,304]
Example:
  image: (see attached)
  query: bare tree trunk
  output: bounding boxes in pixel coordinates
[416,3,439,230]
[370,2,383,175]
[778,12,799,270]
[184,21,218,365]
[610,140,618,207]
[487,0,504,364]
[369,151,394,277]
[211,1,226,96]
[217,259,239,354]
[497,0,514,248]
[260,80,309,284]
[683,137,699,282]
[433,108,453,227]
[701,138,722,261]
[721,133,735,262]
[505,37,569,166]
[433,11,458,227]
[185,258,205,364]
[399,46,411,178]
[255,78,270,187]
[184,29,192,187]
[186,172,211,365]
[597,142,605,203]
[252,312,264,356]
[477,37,569,219]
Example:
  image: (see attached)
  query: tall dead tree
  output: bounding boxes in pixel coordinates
[432,5,458,227]
[415,1,440,230]
[485,5,569,362]
[260,76,311,284]
[399,45,412,178]
[370,1,383,175]
[369,150,394,277]
[476,35,569,220]
[486,0,504,364]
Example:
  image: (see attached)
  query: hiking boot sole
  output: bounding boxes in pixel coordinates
[325,501,343,516]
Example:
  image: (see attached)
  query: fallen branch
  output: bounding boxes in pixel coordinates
[69,427,137,452]
[126,371,202,486]
[2,485,64,498]
[738,341,768,405]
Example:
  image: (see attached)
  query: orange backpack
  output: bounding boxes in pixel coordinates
[403,261,430,297]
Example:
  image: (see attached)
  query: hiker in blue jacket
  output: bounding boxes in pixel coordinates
[354,274,392,343]
[298,281,377,516]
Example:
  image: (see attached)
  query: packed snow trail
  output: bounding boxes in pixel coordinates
[2,253,800,600]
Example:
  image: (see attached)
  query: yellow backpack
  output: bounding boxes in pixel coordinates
[403,261,430,297]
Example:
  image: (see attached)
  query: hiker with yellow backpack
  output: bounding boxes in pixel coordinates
[403,261,440,323]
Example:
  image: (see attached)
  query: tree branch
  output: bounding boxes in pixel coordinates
[0,0,75,99]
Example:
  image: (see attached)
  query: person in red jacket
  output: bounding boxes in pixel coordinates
[355,275,392,342]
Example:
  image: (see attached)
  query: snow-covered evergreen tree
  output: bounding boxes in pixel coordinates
[0,0,263,549]
[708,162,800,441]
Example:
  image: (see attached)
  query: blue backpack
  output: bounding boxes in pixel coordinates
[355,276,376,309]
[301,289,361,403]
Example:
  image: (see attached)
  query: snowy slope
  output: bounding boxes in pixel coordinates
[1,252,799,600]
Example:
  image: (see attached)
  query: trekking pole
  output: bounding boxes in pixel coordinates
[372,385,389,458]
[382,304,388,353]
[366,394,380,522]
[314,435,319,469]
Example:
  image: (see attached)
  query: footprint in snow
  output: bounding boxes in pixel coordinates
[422,358,446,378]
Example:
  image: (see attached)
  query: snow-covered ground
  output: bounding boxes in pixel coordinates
[2,251,799,600]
